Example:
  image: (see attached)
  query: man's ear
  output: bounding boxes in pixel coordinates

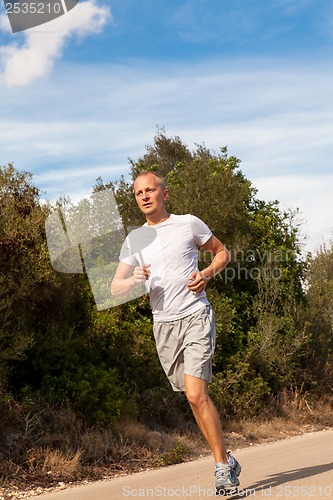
[163,189,169,201]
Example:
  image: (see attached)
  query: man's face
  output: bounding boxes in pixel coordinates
[134,174,168,216]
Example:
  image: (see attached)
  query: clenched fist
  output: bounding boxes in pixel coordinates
[133,264,151,284]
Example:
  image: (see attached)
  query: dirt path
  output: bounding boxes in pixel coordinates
[38,428,333,499]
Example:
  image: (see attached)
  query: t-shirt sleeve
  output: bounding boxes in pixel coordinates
[191,215,213,246]
[119,235,139,267]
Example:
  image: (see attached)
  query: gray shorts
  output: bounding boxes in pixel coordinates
[153,305,216,392]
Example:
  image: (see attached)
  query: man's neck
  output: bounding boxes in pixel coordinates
[146,212,170,226]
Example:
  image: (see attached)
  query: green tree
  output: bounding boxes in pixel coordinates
[0,164,53,384]
[301,244,333,390]
[0,164,110,423]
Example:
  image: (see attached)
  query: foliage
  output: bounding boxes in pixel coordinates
[160,439,190,465]
[248,261,308,391]
[0,164,54,384]
[209,354,271,419]
[0,164,128,425]
[300,244,333,388]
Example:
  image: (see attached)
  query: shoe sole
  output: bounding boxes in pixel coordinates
[216,477,240,496]
[215,486,239,496]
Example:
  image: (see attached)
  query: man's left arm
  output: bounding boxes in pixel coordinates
[188,235,230,293]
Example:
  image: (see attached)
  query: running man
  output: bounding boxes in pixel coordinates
[111,171,241,494]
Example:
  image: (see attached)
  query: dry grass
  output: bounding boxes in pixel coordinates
[223,389,333,453]
[111,421,198,455]
[26,448,81,477]
[78,421,200,471]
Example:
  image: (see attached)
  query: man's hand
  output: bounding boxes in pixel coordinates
[187,271,209,294]
[111,262,150,297]
[133,264,151,284]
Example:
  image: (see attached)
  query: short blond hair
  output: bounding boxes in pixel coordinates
[134,171,167,190]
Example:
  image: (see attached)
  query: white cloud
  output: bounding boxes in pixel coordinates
[0,10,12,32]
[34,163,128,203]
[254,174,333,253]
[0,1,110,87]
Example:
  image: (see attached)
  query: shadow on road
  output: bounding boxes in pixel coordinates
[231,462,333,498]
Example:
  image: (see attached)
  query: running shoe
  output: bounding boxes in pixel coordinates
[215,453,241,496]
[227,451,241,478]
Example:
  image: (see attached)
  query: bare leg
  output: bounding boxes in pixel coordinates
[184,374,228,464]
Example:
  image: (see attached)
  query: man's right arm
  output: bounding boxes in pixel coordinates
[110,261,150,297]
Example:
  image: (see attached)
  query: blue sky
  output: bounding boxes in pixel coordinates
[1,0,333,252]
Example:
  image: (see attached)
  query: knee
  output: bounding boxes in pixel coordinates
[186,389,209,409]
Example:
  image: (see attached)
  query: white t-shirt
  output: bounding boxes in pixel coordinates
[120,214,212,322]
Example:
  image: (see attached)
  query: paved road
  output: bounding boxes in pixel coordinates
[40,429,333,499]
